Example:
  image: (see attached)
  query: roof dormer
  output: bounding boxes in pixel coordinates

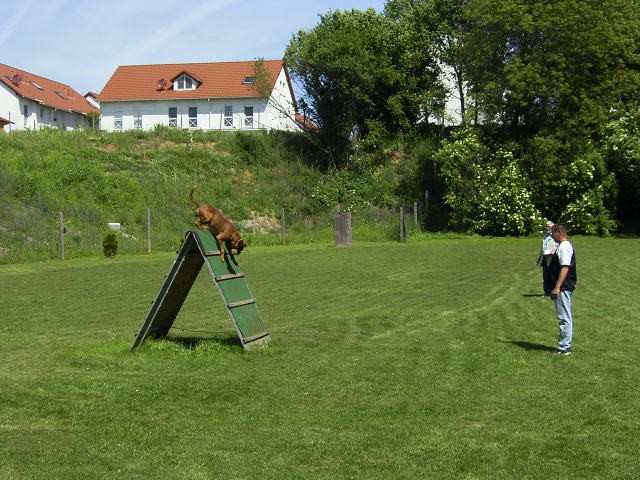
[172,72,200,91]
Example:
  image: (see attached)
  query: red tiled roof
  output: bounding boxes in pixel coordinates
[0,63,99,115]
[295,112,318,131]
[98,60,287,102]
[0,116,14,125]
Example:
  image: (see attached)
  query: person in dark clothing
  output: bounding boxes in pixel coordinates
[536,220,557,296]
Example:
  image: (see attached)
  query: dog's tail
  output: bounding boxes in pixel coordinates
[189,184,200,207]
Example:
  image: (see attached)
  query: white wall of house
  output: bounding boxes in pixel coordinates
[0,83,91,131]
[263,68,300,132]
[100,69,300,133]
[428,64,465,127]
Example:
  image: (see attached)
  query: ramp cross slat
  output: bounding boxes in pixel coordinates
[131,231,270,351]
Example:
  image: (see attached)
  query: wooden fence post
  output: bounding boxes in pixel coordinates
[399,207,406,242]
[146,208,152,253]
[58,212,65,260]
[335,211,352,247]
[281,208,286,244]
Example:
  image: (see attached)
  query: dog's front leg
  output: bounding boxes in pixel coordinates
[215,235,226,262]
[194,220,208,230]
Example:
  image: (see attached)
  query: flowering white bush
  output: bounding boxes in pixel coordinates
[473,152,543,236]
[437,129,541,235]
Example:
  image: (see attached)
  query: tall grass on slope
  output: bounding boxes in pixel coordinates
[0,128,329,263]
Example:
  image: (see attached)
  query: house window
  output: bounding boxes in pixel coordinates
[244,106,254,127]
[134,114,142,129]
[188,107,197,128]
[168,107,177,127]
[243,76,256,84]
[23,105,29,126]
[224,106,233,127]
[114,115,123,131]
[174,74,196,91]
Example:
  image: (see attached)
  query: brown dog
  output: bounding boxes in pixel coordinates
[189,184,246,262]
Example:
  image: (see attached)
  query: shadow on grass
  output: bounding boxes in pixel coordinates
[166,335,243,350]
[502,340,556,352]
[522,293,547,298]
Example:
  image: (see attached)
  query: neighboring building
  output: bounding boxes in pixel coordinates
[98,60,300,133]
[85,92,100,109]
[0,63,99,131]
[0,116,13,131]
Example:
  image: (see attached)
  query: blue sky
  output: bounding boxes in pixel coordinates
[1,0,386,95]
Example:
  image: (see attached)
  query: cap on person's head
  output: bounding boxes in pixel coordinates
[546,220,554,227]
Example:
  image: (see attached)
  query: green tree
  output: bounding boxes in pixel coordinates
[463,0,640,139]
[285,9,399,167]
[285,8,442,167]
[384,0,468,123]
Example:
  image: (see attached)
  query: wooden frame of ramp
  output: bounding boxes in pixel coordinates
[131,230,270,351]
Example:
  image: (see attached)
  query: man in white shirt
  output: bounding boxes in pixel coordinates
[549,224,577,356]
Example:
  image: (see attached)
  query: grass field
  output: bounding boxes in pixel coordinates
[1,237,639,479]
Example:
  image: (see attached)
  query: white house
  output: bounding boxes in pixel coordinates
[98,60,301,133]
[0,63,98,131]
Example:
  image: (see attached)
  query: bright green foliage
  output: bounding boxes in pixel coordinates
[436,127,616,235]
[562,185,617,236]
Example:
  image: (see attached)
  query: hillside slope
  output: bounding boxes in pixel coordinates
[0,128,323,262]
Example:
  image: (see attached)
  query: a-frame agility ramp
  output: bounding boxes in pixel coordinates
[131,230,270,351]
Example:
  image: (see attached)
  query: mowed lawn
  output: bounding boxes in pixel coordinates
[1,237,639,479]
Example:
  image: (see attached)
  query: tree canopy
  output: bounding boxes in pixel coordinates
[284,0,640,234]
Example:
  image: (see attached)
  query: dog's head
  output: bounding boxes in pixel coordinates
[230,238,246,256]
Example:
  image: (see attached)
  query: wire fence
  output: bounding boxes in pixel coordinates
[0,203,428,264]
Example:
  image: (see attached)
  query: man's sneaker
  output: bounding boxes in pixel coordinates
[556,349,572,356]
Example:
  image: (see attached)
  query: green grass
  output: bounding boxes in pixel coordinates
[1,237,639,479]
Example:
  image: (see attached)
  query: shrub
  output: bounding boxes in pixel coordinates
[102,233,118,257]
